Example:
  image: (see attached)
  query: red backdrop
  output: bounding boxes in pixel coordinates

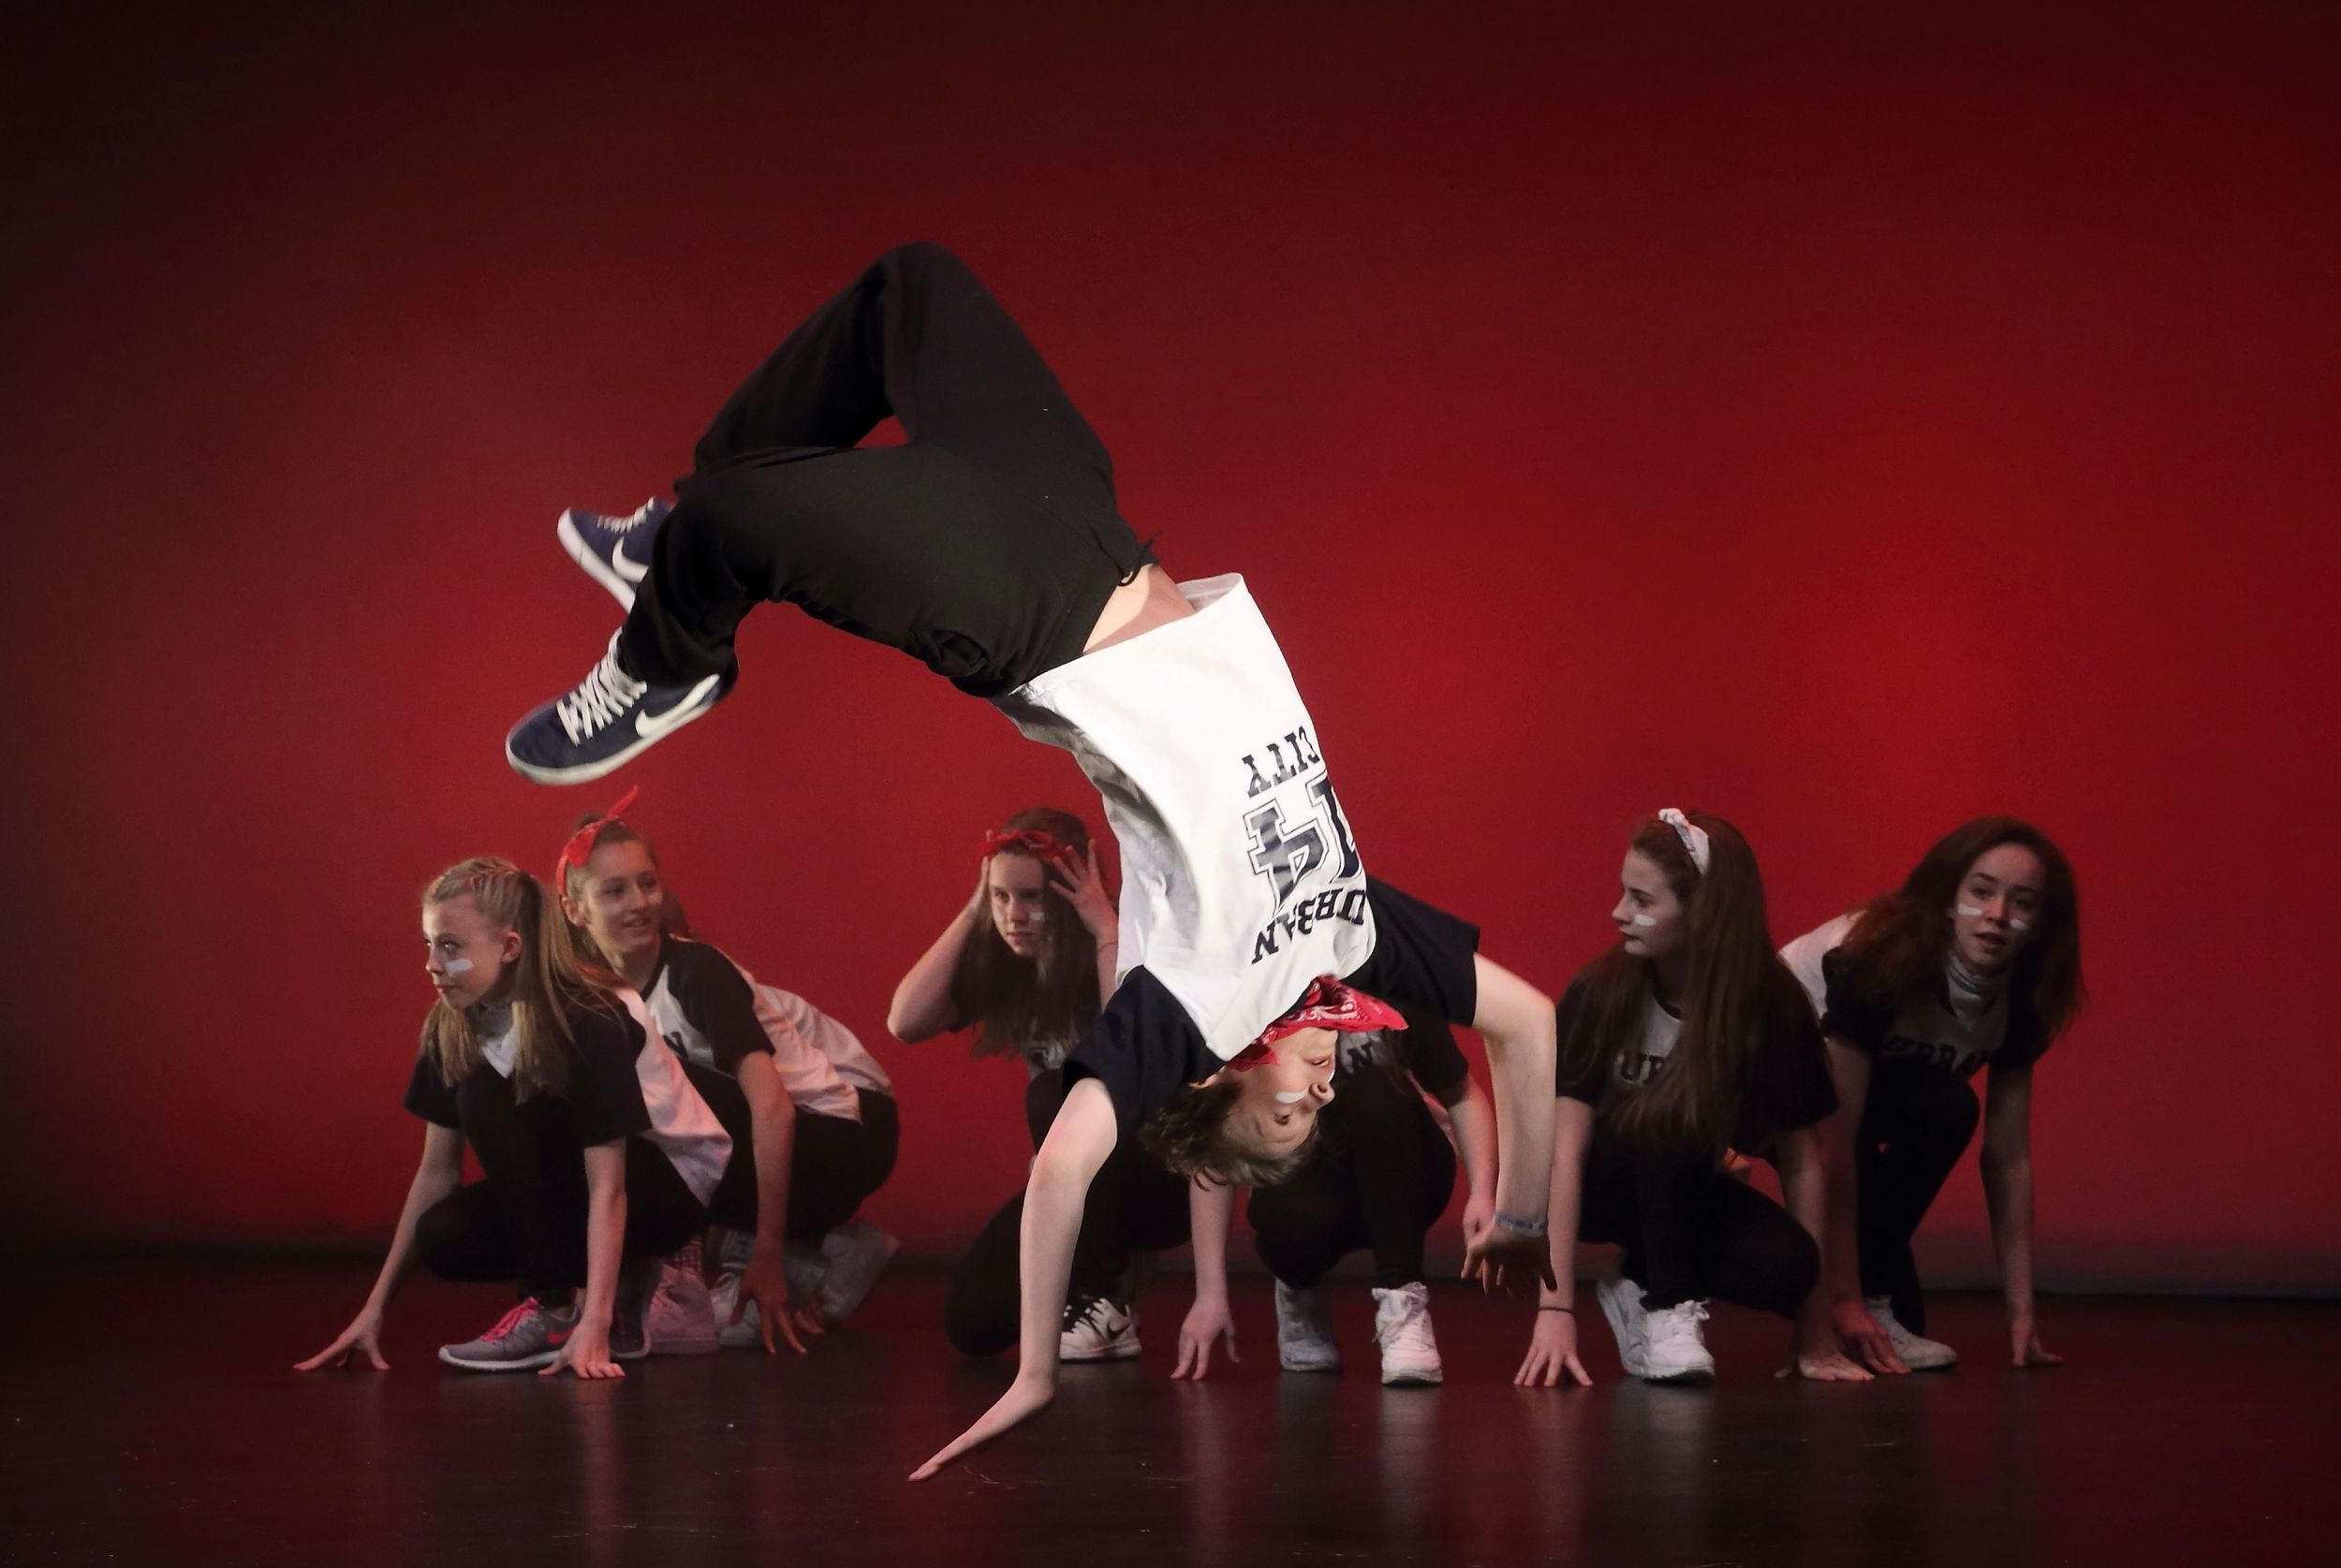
[8,2,2336,1291]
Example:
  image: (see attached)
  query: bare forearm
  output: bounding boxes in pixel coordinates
[363,1158,462,1315]
[1538,1104,1589,1309]
[890,906,977,1041]
[1188,1181,1235,1302]
[1446,1084,1498,1202]
[1473,960,1557,1222]
[1778,1132,1835,1347]
[752,1098,799,1253]
[581,1180,626,1330]
[1983,1152,2037,1317]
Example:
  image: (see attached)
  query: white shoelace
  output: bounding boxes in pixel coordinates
[556,643,648,742]
[1377,1289,1436,1356]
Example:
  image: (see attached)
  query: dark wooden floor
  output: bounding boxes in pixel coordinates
[2,1259,2333,1567]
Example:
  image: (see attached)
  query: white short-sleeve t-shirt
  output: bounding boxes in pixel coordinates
[994,574,1377,1062]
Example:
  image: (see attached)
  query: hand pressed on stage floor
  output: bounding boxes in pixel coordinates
[1173,1294,1239,1380]
[909,1372,1055,1481]
[1785,1348,1876,1382]
[543,1321,625,1380]
[296,1310,389,1372]
[1514,1307,1591,1387]
[2010,1313,2066,1369]
[1832,1298,1910,1375]
[740,1250,814,1355]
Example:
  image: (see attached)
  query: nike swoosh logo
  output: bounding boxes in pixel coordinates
[635,674,723,741]
[613,551,649,583]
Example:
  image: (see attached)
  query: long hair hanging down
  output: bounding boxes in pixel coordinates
[1835,815,2086,1044]
[1558,812,1810,1157]
[950,806,1104,1058]
[420,857,622,1101]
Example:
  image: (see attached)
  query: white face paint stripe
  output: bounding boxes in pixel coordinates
[2009,916,2032,932]
[1630,915,1658,928]
[1273,1090,1308,1104]
[443,958,475,975]
[1955,903,1985,919]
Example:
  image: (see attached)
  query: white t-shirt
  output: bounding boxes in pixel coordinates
[614,992,732,1203]
[742,969,895,1102]
[994,574,1377,1062]
[639,941,864,1124]
[1780,912,1861,1018]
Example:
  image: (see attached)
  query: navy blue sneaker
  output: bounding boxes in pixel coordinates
[505,632,730,784]
[557,497,670,610]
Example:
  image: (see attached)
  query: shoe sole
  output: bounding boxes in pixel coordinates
[438,1345,564,1372]
[1060,1341,1143,1362]
[1381,1367,1443,1386]
[557,511,640,612]
[1279,1352,1342,1372]
[1642,1363,1717,1385]
[1596,1279,1648,1379]
[504,673,726,786]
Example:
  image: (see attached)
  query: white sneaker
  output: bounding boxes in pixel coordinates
[1595,1275,1651,1378]
[642,1241,718,1356]
[1370,1282,1443,1386]
[817,1221,901,1324]
[708,1269,762,1349]
[1641,1299,1715,1383]
[1865,1297,1959,1370]
[1060,1296,1141,1361]
[1274,1280,1342,1372]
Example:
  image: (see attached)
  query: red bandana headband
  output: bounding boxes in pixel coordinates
[981,828,1077,869]
[554,785,641,893]
[1226,975,1406,1070]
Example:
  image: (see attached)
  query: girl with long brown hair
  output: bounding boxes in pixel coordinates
[890,808,1191,1362]
[298,857,730,1378]
[1781,816,2083,1374]
[1516,811,1853,1386]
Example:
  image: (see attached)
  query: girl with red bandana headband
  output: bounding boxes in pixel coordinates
[1170,983,1500,1387]
[891,808,1190,1363]
[556,795,901,1356]
[497,244,1559,1476]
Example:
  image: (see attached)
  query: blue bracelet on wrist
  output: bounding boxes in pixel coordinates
[1494,1210,1549,1237]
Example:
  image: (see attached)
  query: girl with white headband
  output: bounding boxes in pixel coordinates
[1516,810,1856,1386]
[1778,816,2084,1374]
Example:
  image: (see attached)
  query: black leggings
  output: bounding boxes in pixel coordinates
[1577,1123,1819,1316]
[688,1063,901,1240]
[1855,1062,1981,1334]
[621,242,1154,698]
[413,1068,706,1303]
[1248,1065,1457,1291]
[943,1068,1193,1357]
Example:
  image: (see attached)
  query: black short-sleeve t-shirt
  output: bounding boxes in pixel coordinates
[642,938,772,1075]
[1818,946,2048,1079]
[1553,959,1835,1151]
[403,1001,654,1147]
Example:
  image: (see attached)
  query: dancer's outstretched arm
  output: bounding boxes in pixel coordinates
[910,1078,1118,1480]
[1458,953,1561,1294]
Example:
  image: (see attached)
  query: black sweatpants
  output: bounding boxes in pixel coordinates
[1248,1065,1457,1291]
[942,1068,1193,1357]
[621,242,1154,699]
[688,1062,901,1240]
[1577,1124,1820,1316]
[413,1067,706,1302]
[1855,1062,1981,1333]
